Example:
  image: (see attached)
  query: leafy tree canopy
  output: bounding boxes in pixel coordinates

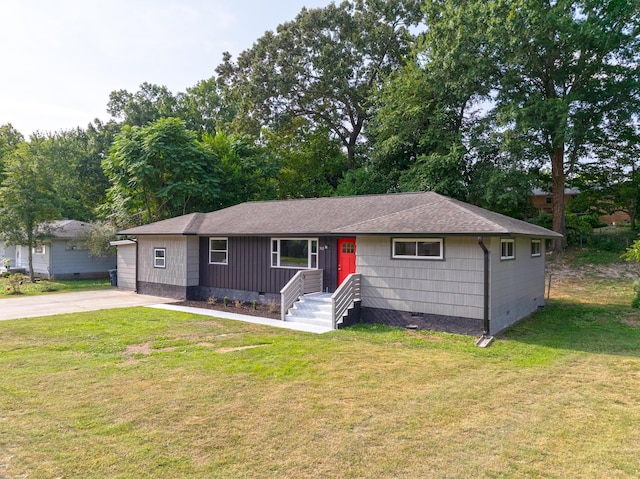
[101,117,221,225]
[0,142,62,281]
[216,0,423,167]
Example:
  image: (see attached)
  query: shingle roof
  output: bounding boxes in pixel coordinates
[120,192,562,238]
[47,220,95,239]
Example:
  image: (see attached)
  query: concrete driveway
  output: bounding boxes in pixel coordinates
[0,289,176,321]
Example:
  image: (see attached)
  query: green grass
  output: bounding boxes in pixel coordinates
[1,272,640,477]
[0,277,112,297]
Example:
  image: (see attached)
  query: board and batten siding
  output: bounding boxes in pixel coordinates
[138,235,195,287]
[199,236,338,295]
[116,242,137,291]
[356,236,485,319]
[488,236,546,334]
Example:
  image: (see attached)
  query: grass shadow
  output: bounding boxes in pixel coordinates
[501,298,640,357]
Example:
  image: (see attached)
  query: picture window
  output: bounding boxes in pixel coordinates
[271,238,318,269]
[392,238,443,260]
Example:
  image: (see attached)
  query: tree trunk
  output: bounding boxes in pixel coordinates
[551,145,566,252]
[28,243,34,283]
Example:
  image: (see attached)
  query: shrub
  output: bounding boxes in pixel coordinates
[7,273,24,294]
[632,280,640,309]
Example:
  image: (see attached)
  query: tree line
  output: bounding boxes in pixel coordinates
[1,0,638,259]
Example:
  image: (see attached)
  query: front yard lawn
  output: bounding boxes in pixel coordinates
[0,272,639,477]
[0,276,112,297]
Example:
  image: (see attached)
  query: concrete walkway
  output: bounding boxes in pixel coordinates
[0,289,176,321]
[149,304,333,334]
[0,290,333,334]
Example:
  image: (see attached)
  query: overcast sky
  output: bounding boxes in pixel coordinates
[0,0,334,137]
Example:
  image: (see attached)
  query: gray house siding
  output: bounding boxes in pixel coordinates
[116,242,137,291]
[49,242,115,279]
[357,236,485,320]
[137,235,197,299]
[489,236,546,334]
[30,246,51,276]
[10,241,115,279]
[198,236,338,302]
[0,242,16,269]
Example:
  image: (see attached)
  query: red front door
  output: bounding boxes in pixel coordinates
[337,238,356,285]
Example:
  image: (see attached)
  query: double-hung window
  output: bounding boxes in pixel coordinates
[501,239,515,260]
[209,238,228,264]
[271,238,318,269]
[392,238,443,260]
[154,248,166,268]
[531,239,541,257]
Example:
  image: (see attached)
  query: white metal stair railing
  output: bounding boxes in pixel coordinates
[330,273,361,329]
[280,269,323,321]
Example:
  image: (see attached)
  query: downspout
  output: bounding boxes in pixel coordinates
[477,236,493,345]
[135,238,139,294]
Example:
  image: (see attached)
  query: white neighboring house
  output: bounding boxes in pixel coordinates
[1,220,116,279]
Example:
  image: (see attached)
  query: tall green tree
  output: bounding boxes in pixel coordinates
[216,0,423,168]
[30,125,114,221]
[367,61,473,195]
[0,143,61,281]
[107,82,178,127]
[102,118,221,225]
[175,77,234,137]
[491,0,639,248]
[0,123,24,183]
[263,118,347,199]
[414,0,640,249]
[200,131,279,209]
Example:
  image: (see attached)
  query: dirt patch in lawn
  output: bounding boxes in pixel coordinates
[124,341,268,363]
[125,341,178,356]
[547,256,640,281]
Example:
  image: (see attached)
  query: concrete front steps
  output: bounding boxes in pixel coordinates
[285,292,334,330]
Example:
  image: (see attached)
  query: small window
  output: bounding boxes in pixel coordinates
[209,238,228,264]
[154,248,166,268]
[392,238,443,260]
[271,238,318,269]
[342,242,355,254]
[501,239,515,260]
[531,239,541,257]
[33,245,45,255]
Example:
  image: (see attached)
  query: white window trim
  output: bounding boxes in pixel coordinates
[501,239,516,260]
[154,248,166,269]
[33,245,45,255]
[392,238,444,260]
[531,239,542,257]
[209,237,228,265]
[271,238,318,269]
